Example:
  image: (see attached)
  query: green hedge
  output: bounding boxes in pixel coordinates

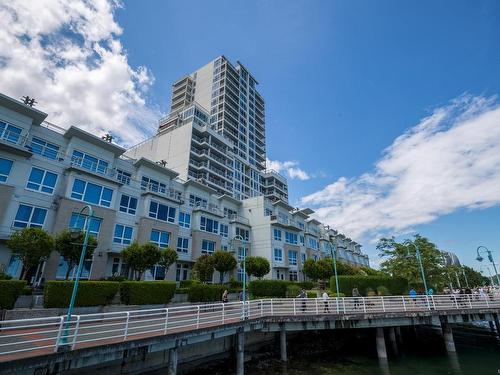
[330,276,408,296]
[44,281,119,308]
[187,284,225,302]
[0,280,26,309]
[179,280,200,288]
[249,280,290,298]
[120,281,176,305]
[297,281,315,290]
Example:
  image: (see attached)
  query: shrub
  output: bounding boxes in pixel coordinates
[307,291,318,298]
[328,292,346,298]
[229,278,243,289]
[120,281,176,305]
[44,281,119,308]
[188,284,225,302]
[21,286,32,295]
[330,276,408,296]
[286,284,301,298]
[377,285,390,296]
[249,280,289,298]
[105,275,128,282]
[297,281,314,290]
[365,287,376,296]
[179,279,201,288]
[0,280,26,309]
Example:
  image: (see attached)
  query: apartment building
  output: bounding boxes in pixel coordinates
[260,170,289,203]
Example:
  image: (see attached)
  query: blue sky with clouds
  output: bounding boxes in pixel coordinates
[1,0,499,271]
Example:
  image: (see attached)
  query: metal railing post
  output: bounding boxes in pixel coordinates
[381,297,385,313]
[53,316,65,352]
[221,303,225,324]
[270,299,274,316]
[430,295,436,310]
[196,306,200,329]
[123,312,130,341]
[293,299,296,315]
[362,297,366,313]
[453,294,459,309]
[71,315,81,350]
[246,301,250,319]
[164,309,169,334]
[260,299,264,317]
[467,294,473,309]
[315,298,319,314]
[342,297,346,314]
[402,296,406,311]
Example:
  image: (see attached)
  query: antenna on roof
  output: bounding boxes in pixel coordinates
[101,133,113,143]
[21,96,37,107]
[157,160,167,167]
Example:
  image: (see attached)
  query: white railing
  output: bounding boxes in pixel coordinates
[0,295,498,358]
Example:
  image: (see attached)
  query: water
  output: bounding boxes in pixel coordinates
[184,325,500,375]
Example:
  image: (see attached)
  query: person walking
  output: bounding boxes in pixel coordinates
[352,286,360,309]
[297,288,307,313]
[222,289,229,303]
[322,291,330,313]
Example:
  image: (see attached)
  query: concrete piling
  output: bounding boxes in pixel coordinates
[376,327,388,363]
[280,325,287,362]
[167,347,178,375]
[493,313,500,337]
[236,331,245,375]
[388,327,398,356]
[441,322,456,353]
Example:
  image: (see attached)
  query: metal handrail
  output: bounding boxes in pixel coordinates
[0,294,498,357]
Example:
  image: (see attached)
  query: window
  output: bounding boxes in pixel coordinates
[141,176,166,193]
[289,270,298,282]
[288,250,298,266]
[177,237,189,253]
[116,169,131,185]
[201,239,215,254]
[69,213,101,236]
[308,238,319,250]
[148,201,176,223]
[273,229,282,241]
[299,235,305,246]
[26,167,58,194]
[0,121,22,143]
[301,253,306,264]
[238,247,247,261]
[236,227,249,241]
[113,224,133,245]
[13,204,47,228]
[189,194,207,207]
[274,248,283,262]
[200,216,218,233]
[30,137,60,160]
[71,150,108,174]
[119,194,137,215]
[237,268,245,282]
[220,223,228,238]
[0,158,13,182]
[178,211,191,228]
[285,232,298,245]
[150,229,170,248]
[265,208,273,216]
[71,179,113,207]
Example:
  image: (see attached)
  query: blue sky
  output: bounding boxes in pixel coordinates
[1,0,499,271]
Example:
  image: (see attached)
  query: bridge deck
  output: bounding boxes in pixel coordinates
[0,294,498,363]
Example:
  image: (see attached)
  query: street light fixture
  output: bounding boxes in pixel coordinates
[58,205,94,349]
[461,267,469,288]
[230,235,247,319]
[404,240,429,295]
[476,246,500,286]
[328,238,345,313]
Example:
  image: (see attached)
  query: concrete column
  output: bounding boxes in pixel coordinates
[441,322,456,353]
[280,326,287,362]
[493,313,500,337]
[376,327,388,364]
[388,327,398,356]
[236,331,245,375]
[167,347,178,375]
[394,326,402,345]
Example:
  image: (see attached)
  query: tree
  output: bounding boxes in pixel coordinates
[302,258,319,281]
[212,251,237,284]
[122,242,161,281]
[378,235,445,290]
[336,260,361,275]
[158,248,178,280]
[316,258,334,281]
[54,230,98,280]
[460,265,488,288]
[244,256,270,279]
[193,254,215,283]
[7,228,54,281]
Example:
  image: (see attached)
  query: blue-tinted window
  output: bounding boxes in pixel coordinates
[285,232,298,245]
[113,224,133,245]
[148,201,175,223]
[30,137,59,160]
[274,248,283,262]
[71,149,108,174]
[71,179,113,207]
[176,237,189,253]
[219,224,228,238]
[200,216,218,233]
[273,229,282,241]
[288,250,298,266]
[0,158,13,182]
[0,121,22,143]
[26,167,58,194]
[178,211,191,228]
[119,194,137,215]
[69,213,101,236]
[201,240,215,254]
[150,229,169,248]
[13,204,47,228]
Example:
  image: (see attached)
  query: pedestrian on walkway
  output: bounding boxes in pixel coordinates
[352,286,360,309]
[222,289,229,303]
[297,288,307,313]
[322,291,330,313]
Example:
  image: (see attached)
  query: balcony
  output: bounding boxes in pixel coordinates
[229,214,250,226]
[141,183,184,203]
[0,127,33,157]
[192,201,224,217]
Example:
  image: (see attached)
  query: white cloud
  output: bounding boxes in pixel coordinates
[301,95,500,242]
[0,0,160,146]
[266,158,310,180]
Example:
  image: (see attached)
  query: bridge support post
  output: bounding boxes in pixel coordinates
[441,322,456,353]
[395,326,402,345]
[376,327,388,365]
[168,347,178,375]
[493,313,500,337]
[236,331,245,375]
[280,325,287,362]
[388,327,398,356]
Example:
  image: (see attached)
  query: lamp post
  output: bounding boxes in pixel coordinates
[59,205,94,349]
[231,235,246,319]
[461,267,469,288]
[440,253,454,291]
[405,241,429,295]
[480,265,495,286]
[328,238,345,313]
[476,246,500,286]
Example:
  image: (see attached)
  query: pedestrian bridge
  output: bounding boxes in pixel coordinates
[1,294,499,374]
